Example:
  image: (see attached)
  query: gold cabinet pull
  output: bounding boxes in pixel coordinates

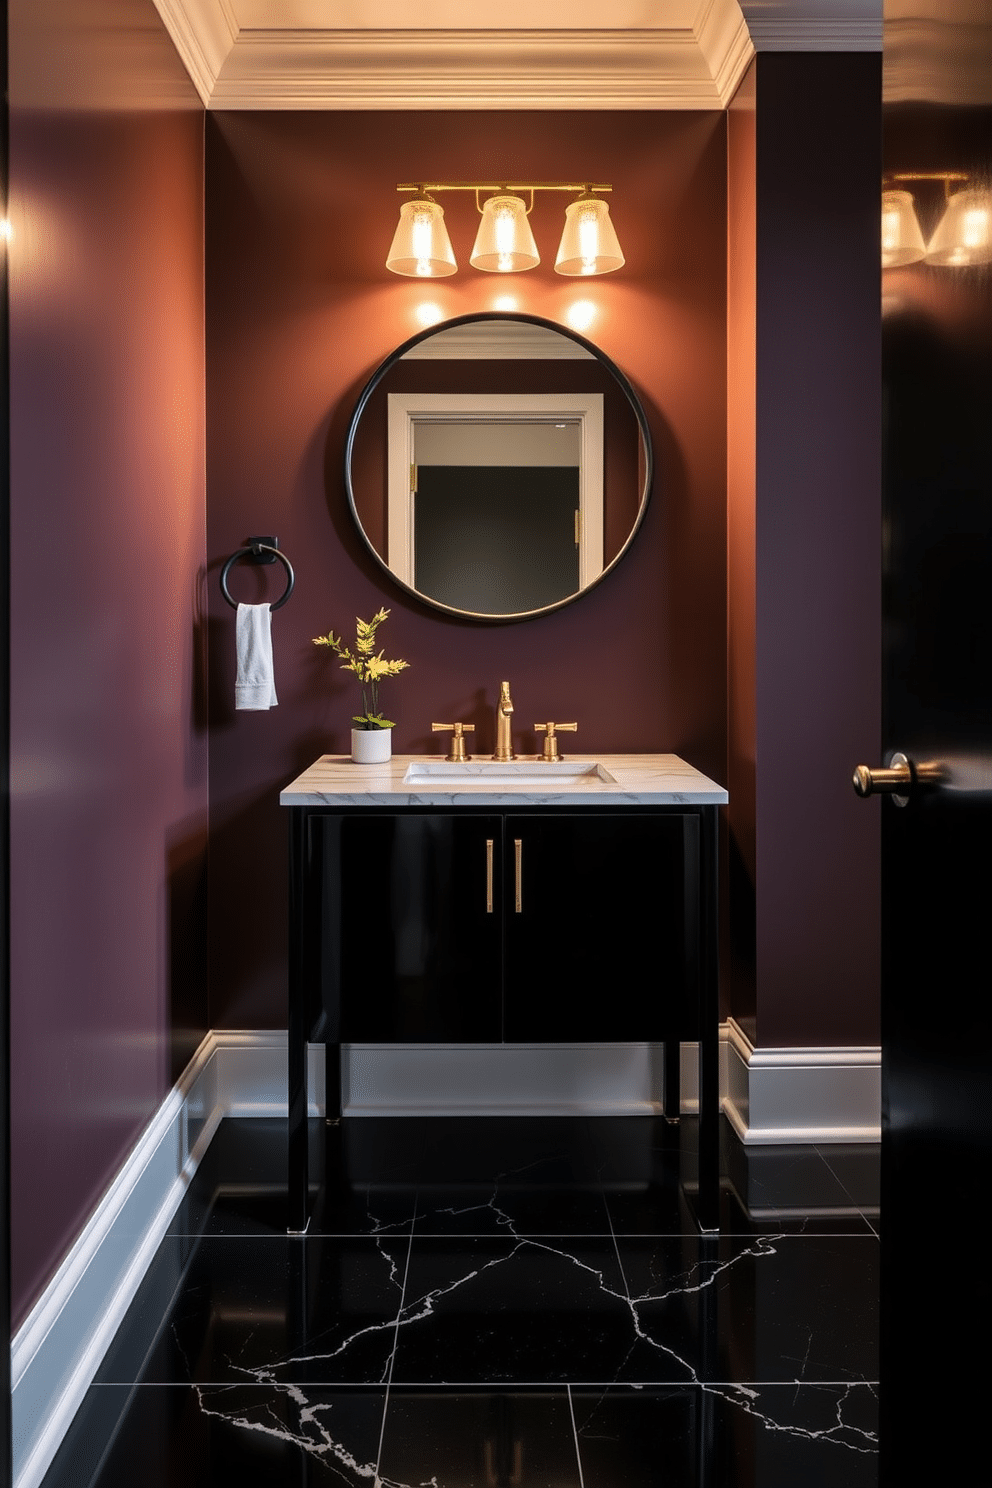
[486,838,494,913]
[514,838,523,913]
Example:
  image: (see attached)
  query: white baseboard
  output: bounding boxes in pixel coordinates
[11,1023,880,1488]
[9,1030,309,1488]
[343,1042,666,1116]
[722,1019,882,1144]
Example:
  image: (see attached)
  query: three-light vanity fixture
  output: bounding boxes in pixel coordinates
[386,182,625,279]
[882,173,992,267]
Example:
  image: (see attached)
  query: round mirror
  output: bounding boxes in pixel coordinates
[345,312,653,622]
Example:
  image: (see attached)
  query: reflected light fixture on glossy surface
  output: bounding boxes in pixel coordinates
[926,187,992,266]
[881,190,926,267]
[883,172,992,269]
[387,182,623,278]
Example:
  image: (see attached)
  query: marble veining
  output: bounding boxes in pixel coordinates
[280,752,729,807]
[44,1117,878,1487]
[188,1158,874,1475]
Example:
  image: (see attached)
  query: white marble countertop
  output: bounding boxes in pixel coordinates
[280,753,728,807]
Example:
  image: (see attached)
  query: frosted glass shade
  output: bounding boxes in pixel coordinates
[469,195,540,273]
[926,188,992,266]
[555,196,625,276]
[386,197,458,278]
[881,190,926,267]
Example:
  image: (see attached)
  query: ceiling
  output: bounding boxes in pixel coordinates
[152,0,882,110]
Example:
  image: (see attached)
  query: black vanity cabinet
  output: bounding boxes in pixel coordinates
[309,808,698,1045]
[320,812,503,1042]
[502,813,697,1041]
[284,758,723,1235]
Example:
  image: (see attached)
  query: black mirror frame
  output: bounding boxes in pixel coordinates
[343,311,654,623]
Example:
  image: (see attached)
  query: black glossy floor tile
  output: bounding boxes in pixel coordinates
[40,1116,880,1487]
[378,1388,583,1486]
[709,1233,879,1383]
[816,1143,881,1217]
[413,1182,613,1236]
[570,1384,878,1488]
[345,1114,605,1190]
[710,1383,879,1485]
[390,1234,699,1384]
[169,1118,420,1239]
[720,1133,879,1234]
[43,1385,387,1488]
[570,1385,700,1486]
[168,1119,297,1238]
[95,1234,410,1386]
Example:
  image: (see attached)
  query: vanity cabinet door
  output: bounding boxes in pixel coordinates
[319,813,503,1042]
[502,814,697,1042]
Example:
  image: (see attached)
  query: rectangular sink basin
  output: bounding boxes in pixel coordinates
[403,759,618,785]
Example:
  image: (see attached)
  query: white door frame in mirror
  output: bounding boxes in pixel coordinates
[386,392,605,594]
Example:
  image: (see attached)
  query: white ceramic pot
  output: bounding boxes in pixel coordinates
[351,727,392,764]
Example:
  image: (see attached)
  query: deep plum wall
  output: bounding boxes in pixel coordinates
[728,54,882,1048]
[205,109,730,1029]
[3,30,884,1328]
[7,0,206,1325]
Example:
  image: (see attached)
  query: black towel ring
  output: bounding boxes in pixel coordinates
[220,542,295,611]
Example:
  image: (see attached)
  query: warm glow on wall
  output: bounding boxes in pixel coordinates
[414,301,445,328]
[565,300,598,332]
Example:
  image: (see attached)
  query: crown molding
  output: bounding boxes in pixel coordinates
[697,0,756,104]
[209,28,741,110]
[152,0,238,105]
[152,0,880,111]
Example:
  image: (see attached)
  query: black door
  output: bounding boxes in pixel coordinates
[502,813,695,1042]
[879,17,992,1475]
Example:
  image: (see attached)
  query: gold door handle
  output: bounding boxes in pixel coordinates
[852,753,912,799]
[486,838,494,913]
[514,838,523,913]
[852,751,944,806]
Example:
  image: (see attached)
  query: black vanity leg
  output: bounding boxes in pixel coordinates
[665,1029,681,1121]
[288,810,310,1234]
[325,1040,342,1127]
[696,805,720,1232]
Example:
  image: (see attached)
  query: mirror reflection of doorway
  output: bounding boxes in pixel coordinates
[413,418,581,614]
[387,391,604,614]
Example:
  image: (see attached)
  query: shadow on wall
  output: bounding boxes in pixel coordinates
[166,818,209,1083]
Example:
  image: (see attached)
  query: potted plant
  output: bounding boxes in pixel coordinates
[313,606,409,763]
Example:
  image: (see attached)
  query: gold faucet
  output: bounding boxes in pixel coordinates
[493,680,515,760]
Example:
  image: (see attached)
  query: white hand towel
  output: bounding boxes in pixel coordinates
[235,603,278,710]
